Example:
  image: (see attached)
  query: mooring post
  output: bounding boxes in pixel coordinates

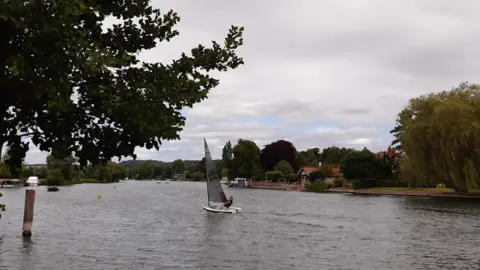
[22,189,35,237]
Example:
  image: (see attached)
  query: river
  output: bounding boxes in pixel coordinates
[1,182,480,269]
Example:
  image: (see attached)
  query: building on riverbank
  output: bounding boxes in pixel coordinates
[298,166,320,186]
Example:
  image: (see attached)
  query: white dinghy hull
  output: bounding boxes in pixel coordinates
[203,206,241,213]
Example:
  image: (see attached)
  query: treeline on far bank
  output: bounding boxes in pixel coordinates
[0,154,129,185]
[0,153,214,185]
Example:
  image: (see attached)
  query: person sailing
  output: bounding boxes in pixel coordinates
[218,196,233,210]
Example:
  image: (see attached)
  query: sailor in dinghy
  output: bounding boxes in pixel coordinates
[203,138,241,213]
[218,196,233,210]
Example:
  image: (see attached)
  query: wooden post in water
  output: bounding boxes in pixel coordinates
[22,189,36,237]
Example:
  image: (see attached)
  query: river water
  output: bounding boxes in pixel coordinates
[1,182,480,270]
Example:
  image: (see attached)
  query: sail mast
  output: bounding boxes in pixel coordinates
[204,138,211,207]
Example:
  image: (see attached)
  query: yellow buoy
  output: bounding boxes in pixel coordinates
[98,195,102,199]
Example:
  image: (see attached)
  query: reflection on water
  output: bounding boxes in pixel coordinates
[1,183,480,269]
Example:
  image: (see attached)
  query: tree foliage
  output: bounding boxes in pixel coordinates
[321,146,355,165]
[171,159,184,174]
[46,168,64,186]
[260,140,298,171]
[222,141,233,168]
[0,0,244,171]
[190,171,203,181]
[274,160,294,175]
[230,139,262,179]
[47,154,76,181]
[265,171,283,182]
[137,160,154,179]
[397,82,480,192]
[341,150,385,181]
[297,148,321,167]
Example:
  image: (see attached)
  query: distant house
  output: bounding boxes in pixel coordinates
[373,146,397,160]
[298,166,320,186]
[324,164,343,185]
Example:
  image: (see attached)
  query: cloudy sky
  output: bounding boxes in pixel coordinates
[24,0,480,164]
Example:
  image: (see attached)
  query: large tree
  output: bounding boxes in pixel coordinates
[397,82,480,192]
[137,160,154,179]
[389,109,413,155]
[260,140,298,172]
[321,146,354,165]
[221,141,233,168]
[171,159,184,174]
[341,149,385,181]
[46,154,76,181]
[1,1,244,172]
[230,139,262,179]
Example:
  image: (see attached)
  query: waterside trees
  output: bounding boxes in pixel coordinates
[392,82,480,192]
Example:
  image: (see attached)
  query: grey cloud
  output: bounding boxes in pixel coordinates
[186,98,323,123]
[339,108,372,115]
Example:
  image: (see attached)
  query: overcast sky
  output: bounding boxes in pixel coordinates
[24,0,480,164]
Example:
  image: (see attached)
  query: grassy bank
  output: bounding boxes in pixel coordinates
[328,186,480,198]
[364,187,480,194]
[367,187,456,193]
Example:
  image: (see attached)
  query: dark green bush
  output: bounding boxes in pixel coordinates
[306,180,326,193]
[352,180,361,189]
[265,171,283,182]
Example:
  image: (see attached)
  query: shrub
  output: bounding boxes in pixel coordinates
[274,160,294,175]
[306,180,326,193]
[333,178,345,187]
[265,171,283,182]
[191,171,203,181]
[46,169,64,186]
[285,173,298,183]
[352,180,361,190]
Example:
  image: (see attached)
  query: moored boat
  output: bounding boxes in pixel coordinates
[47,186,59,192]
[228,178,249,188]
[0,179,22,188]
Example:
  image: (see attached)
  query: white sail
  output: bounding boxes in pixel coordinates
[204,138,227,204]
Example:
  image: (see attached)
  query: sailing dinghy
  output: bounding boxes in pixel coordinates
[203,139,241,214]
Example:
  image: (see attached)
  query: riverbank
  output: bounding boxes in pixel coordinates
[248,181,302,191]
[38,178,103,186]
[328,187,480,199]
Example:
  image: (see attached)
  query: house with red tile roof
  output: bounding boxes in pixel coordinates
[298,166,320,186]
